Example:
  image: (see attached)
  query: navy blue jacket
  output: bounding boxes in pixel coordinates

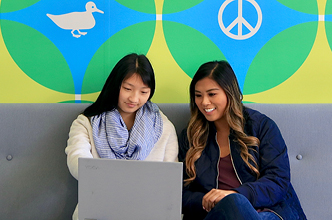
[179,107,306,220]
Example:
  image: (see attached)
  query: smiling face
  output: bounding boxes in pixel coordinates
[194,77,228,124]
[117,73,151,118]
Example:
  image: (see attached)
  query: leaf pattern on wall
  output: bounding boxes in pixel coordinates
[244,22,318,95]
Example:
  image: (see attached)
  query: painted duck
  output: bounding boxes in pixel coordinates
[47,1,104,38]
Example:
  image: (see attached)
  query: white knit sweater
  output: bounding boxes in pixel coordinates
[65,110,179,180]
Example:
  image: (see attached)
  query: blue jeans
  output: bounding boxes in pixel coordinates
[204,194,280,220]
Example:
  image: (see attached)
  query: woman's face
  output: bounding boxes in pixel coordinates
[118,73,151,117]
[194,77,228,123]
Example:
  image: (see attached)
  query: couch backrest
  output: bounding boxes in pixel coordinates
[0,104,84,219]
[0,103,331,219]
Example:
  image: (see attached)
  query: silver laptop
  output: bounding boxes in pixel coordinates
[78,158,183,220]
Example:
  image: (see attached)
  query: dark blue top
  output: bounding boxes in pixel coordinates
[179,107,306,220]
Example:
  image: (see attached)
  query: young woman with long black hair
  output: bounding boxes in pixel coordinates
[65,53,178,219]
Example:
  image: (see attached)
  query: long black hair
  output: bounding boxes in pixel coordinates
[83,53,155,117]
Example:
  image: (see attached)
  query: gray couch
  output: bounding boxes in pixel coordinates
[1,103,331,219]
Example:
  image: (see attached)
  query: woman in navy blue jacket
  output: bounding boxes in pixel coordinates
[179,60,306,220]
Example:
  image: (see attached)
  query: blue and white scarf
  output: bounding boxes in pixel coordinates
[91,101,163,160]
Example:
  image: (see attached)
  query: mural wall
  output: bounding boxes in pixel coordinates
[0,0,331,103]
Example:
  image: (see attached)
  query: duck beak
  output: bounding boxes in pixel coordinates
[96,8,104,14]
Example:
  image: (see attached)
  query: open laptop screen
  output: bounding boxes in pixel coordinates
[78,158,183,220]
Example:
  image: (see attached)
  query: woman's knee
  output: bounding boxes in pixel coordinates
[217,193,250,208]
[205,194,257,220]
[205,194,259,220]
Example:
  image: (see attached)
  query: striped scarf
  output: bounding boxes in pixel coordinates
[91,101,163,160]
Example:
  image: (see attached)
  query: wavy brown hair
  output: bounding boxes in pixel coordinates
[185,61,260,185]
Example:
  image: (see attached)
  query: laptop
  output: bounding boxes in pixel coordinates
[78,158,183,220]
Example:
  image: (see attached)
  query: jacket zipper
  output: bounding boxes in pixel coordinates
[229,139,242,185]
[264,208,283,220]
[215,135,243,187]
[215,133,220,189]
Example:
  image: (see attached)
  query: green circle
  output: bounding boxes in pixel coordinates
[325,21,332,51]
[244,22,318,95]
[82,21,155,94]
[277,0,318,15]
[0,0,40,13]
[163,0,204,14]
[1,20,75,93]
[163,21,225,78]
[326,0,332,15]
[115,0,156,14]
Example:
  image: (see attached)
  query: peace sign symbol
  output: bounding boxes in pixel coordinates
[218,0,262,40]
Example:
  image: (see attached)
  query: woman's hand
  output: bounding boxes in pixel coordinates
[202,189,237,212]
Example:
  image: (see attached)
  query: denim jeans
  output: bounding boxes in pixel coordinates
[204,193,280,220]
